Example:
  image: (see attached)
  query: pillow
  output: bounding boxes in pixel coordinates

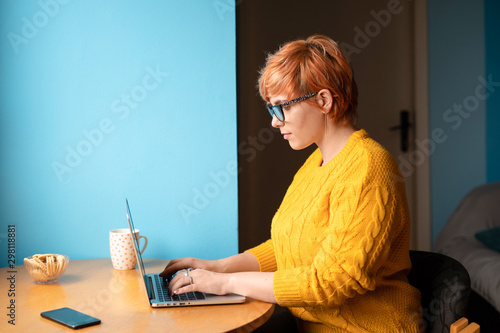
[475,227,500,253]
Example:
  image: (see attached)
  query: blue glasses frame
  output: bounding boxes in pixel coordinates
[266,92,318,122]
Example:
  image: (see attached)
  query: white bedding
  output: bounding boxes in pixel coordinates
[434,182,500,313]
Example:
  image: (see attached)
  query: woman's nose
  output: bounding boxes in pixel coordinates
[271,115,283,128]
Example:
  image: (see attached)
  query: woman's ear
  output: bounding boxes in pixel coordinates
[315,89,334,114]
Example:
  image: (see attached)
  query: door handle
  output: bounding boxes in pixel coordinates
[389,110,411,152]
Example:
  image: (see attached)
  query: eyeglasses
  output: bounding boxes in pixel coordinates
[266,92,318,122]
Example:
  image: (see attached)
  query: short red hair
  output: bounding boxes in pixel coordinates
[258,35,358,125]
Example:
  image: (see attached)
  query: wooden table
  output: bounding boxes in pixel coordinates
[1,259,274,332]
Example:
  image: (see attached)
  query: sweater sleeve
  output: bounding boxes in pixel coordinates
[273,184,407,307]
[244,239,278,272]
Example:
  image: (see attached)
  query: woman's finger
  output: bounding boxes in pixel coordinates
[159,258,193,279]
[169,274,195,295]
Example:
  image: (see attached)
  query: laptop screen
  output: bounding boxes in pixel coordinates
[126,199,148,279]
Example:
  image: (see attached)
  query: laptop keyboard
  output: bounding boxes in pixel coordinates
[154,275,206,302]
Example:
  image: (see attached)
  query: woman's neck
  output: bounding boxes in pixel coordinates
[318,124,356,166]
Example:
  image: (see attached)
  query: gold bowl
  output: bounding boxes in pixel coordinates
[24,254,69,284]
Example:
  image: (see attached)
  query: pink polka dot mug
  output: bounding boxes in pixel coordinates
[109,228,148,270]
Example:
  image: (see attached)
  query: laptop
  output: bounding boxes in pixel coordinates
[125,199,246,307]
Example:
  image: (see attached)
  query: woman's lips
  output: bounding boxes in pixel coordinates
[283,133,291,140]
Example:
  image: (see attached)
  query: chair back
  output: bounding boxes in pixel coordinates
[408,250,471,333]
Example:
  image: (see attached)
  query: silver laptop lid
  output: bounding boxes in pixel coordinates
[126,199,151,297]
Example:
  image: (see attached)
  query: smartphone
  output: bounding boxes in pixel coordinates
[41,307,101,329]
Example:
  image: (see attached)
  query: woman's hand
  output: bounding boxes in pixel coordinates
[159,252,261,281]
[159,257,217,281]
[168,268,231,296]
[166,267,277,303]
[158,253,276,303]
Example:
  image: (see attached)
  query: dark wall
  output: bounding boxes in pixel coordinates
[236,2,318,251]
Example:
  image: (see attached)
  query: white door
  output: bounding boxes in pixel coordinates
[338,0,430,250]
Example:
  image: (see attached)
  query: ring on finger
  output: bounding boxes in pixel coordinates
[189,276,193,285]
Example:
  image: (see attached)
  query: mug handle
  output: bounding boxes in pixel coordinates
[137,235,148,255]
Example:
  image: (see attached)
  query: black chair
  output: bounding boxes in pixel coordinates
[408,250,472,333]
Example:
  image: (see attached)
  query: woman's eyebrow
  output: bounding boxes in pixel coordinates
[270,99,285,106]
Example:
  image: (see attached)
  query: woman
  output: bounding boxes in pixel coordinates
[160,35,422,332]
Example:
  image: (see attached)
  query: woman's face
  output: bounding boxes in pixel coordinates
[269,93,325,150]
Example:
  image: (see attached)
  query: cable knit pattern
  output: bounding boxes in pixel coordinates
[246,130,422,333]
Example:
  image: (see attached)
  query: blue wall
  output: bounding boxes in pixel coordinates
[485,0,500,183]
[0,1,238,267]
[428,0,487,243]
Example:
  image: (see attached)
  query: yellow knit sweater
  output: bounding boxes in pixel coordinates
[247,130,422,333]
